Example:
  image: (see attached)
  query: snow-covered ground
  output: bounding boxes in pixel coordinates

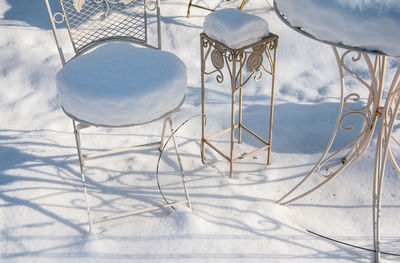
[1,0,399,262]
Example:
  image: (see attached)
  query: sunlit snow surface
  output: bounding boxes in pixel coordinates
[0,0,400,262]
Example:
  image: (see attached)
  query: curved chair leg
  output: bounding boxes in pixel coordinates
[168,118,192,209]
[73,120,93,232]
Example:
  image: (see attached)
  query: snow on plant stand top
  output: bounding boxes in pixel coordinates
[275,0,400,57]
[56,42,187,127]
[203,8,270,49]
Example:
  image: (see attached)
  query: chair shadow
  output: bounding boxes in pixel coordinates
[187,85,364,155]
[2,0,58,29]
[0,127,389,262]
[0,129,198,235]
[0,136,87,234]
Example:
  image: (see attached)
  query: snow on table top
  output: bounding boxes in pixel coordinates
[276,0,400,57]
[203,8,270,49]
[57,42,187,127]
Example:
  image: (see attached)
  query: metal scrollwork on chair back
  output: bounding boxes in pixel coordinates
[72,0,153,13]
[58,0,154,54]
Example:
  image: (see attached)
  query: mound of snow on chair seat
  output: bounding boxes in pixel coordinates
[203,8,270,49]
[56,42,187,127]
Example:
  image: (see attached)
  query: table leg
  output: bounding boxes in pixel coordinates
[373,64,400,263]
[277,46,384,205]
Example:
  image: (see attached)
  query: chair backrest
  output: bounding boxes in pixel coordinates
[44,0,161,65]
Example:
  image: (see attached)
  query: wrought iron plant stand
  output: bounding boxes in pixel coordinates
[200,31,278,178]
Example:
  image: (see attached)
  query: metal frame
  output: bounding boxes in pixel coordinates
[45,0,162,65]
[275,49,387,206]
[44,0,191,232]
[186,0,246,18]
[275,45,400,263]
[200,32,278,179]
[73,117,191,231]
[273,1,400,262]
[186,0,214,18]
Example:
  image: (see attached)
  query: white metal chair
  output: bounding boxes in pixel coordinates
[44,0,191,231]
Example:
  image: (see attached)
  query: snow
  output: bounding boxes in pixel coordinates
[203,8,269,49]
[57,42,187,126]
[1,0,400,263]
[276,0,400,56]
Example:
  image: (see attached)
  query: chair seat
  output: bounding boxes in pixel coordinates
[203,8,270,49]
[56,42,187,127]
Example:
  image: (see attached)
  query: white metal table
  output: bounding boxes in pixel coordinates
[273,1,400,262]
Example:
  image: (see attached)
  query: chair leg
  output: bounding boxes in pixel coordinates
[168,118,192,209]
[200,34,206,164]
[70,118,190,229]
[72,120,93,232]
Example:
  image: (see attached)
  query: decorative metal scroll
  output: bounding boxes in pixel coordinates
[73,0,135,12]
[56,0,153,53]
[200,33,278,91]
[276,47,390,206]
[272,1,400,262]
[315,50,379,177]
[200,32,278,179]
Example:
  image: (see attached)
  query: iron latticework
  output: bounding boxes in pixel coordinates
[61,0,147,53]
[45,0,160,63]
